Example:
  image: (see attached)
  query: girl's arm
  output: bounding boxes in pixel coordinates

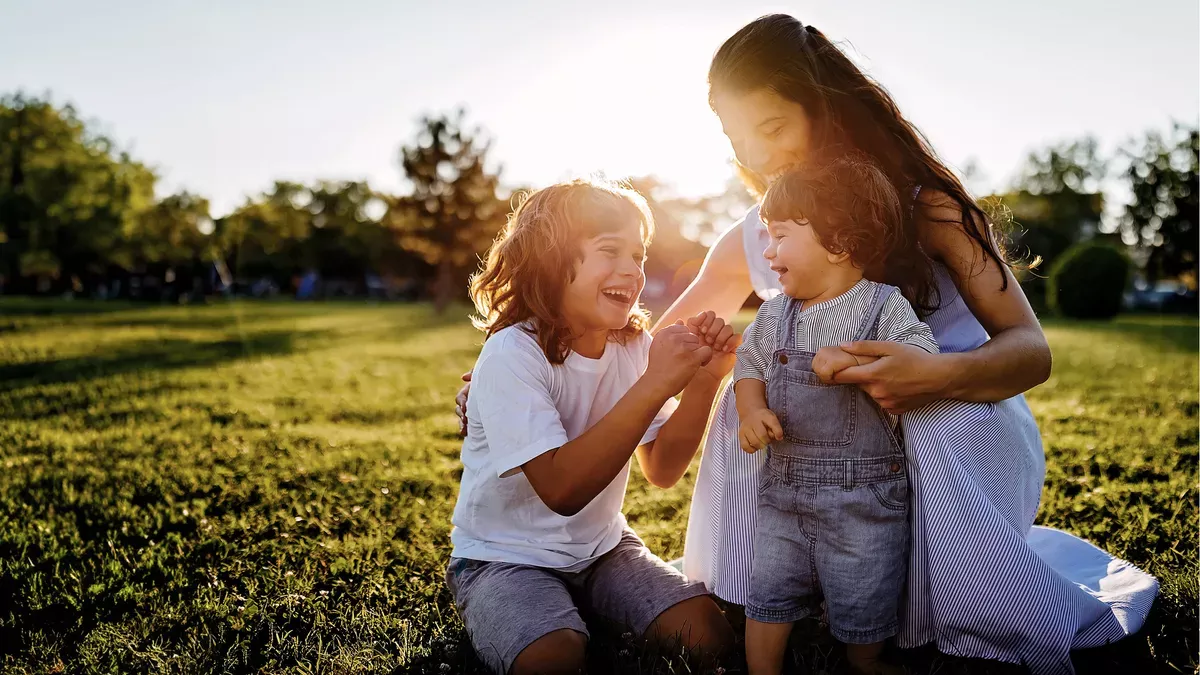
[652,220,755,332]
[835,193,1052,411]
[521,325,709,516]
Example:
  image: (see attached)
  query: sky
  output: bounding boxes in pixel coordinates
[1,0,1197,218]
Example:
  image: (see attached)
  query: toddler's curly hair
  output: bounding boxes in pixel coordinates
[760,153,904,280]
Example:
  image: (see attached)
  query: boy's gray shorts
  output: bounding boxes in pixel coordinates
[445,528,709,674]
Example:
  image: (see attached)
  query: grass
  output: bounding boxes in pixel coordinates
[0,298,1195,674]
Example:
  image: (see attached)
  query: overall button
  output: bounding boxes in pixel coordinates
[889,462,901,473]
[779,354,789,365]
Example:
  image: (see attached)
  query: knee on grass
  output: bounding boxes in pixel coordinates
[644,595,734,659]
[510,628,587,675]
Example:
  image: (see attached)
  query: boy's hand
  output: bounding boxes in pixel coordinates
[645,322,713,399]
[738,407,783,453]
[685,310,741,382]
[811,346,871,384]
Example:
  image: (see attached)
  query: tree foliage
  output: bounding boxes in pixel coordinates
[1119,124,1198,285]
[392,109,507,311]
[0,93,157,292]
[1048,242,1131,319]
[1004,137,1108,274]
[3,90,1194,315]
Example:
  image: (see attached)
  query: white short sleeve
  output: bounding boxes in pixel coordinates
[472,332,571,478]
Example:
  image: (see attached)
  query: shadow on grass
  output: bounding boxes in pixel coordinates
[0,329,317,396]
[404,601,1180,675]
[0,298,145,316]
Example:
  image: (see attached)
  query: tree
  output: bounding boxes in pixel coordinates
[131,191,213,267]
[624,175,755,308]
[393,110,506,312]
[124,191,213,300]
[1016,136,1107,196]
[213,179,431,298]
[997,137,1110,308]
[298,180,392,280]
[0,93,156,294]
[1119,124,1199,287]
[214,182,313,287]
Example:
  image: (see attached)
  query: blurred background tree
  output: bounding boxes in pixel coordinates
[1,90,1195,317]
[994,137,1109,310]
[1119,124,1198,288]
[0,93,157,295]
[628,174,755,311]
[392,110,507,313]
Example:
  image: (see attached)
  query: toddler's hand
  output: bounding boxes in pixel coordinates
[738,408,783,453]
[812,346,868,384]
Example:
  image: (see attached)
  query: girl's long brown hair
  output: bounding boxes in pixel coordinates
[470,179,654,364]
[709,14,1015,315]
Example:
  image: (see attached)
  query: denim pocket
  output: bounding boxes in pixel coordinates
[868,479,909,512]
[774,368,857,447]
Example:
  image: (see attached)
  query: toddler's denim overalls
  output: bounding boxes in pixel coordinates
[744,284,910,645]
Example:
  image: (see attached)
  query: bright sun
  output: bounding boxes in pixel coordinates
[484,21,738,199]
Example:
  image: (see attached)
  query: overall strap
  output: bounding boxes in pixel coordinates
[852,283,899,343]
[774,295,803,352]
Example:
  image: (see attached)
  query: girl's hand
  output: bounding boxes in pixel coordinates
[686,310,740,382]
[454,372,472,438]
[831,341,947,415]
[738,407,782,453]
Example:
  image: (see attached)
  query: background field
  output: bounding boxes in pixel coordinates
[0,299,1195,674]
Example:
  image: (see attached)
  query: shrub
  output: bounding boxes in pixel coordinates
[1047,242,1131,319]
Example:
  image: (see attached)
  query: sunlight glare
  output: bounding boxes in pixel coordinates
[490,23,736,198]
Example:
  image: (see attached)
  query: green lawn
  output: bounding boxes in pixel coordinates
[0,299,1195,674]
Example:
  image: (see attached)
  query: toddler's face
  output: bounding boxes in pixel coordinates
[562,217,647,333]
[763,218,841,299]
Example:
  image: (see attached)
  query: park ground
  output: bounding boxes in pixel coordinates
[0,299,1195,674]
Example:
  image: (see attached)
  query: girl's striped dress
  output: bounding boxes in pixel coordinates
[681,204,1159,675]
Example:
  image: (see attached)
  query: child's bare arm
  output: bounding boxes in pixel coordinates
[636,311,741,487]
[731,309,784,452]
[521,325,709,516]
[734,377,769,417]
[635,375,723,488]
[735,379,783,453]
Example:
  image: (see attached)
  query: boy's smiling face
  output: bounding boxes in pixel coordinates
[763,218,847,300]
[562,216,647,337]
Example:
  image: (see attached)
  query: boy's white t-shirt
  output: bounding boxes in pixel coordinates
[450,322,678,571]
